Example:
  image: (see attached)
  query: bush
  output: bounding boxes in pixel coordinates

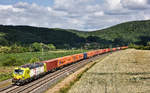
[0,73,12,81]
[10,44,25,53]
[31,42,42,51]
[147,42,150,46]
[48,44,56,50]
[29,57,40,63]
[128,43,150,50]
[0,45,30,53]
[0,46,11,53]
[2,56,23,66]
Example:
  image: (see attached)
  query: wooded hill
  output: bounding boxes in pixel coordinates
[0,20,150,49]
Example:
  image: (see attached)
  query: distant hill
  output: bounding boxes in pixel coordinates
[70,20,150,46]
[0,20,150,49]
[0,26,86,48]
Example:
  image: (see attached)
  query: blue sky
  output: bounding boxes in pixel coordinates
[0,0,54,6]
[0,0,150,31]
[0,0,104,6]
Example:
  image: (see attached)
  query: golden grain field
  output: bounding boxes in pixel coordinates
[68,49,150,93]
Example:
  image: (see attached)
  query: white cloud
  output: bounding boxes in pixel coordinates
[53,0,102,13]
[0,2,69,28]
[102,0,133,15]
[94,11,104,16]
[121,0,150,10]
[0,4,24,12]
[105,0,122,10]
[0,0,150,31]
[144,15,150,20]
[0,5,12,10]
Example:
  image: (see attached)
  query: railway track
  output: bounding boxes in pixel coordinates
[0,52,110,93]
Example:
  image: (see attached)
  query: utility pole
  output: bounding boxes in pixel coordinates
[37,43,44,61]
[40,43,44,60]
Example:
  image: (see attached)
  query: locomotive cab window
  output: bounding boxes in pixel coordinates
[14,69,24,75]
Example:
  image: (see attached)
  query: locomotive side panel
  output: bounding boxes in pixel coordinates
[29,66,45,77]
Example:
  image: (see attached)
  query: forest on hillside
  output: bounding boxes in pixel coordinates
[0,20,150,53]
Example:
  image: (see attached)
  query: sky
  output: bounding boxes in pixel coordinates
[0,0,150,31]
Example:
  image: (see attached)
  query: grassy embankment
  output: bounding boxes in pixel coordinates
[0,49,88,81]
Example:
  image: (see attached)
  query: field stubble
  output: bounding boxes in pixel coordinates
[68,49,150,93]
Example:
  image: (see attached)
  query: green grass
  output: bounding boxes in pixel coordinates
[0,49,88,81]
[0,73,12,81]
[0,49,88,66]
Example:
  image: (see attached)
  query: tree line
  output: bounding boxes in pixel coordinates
[0,20,150,51]
[0,42,56,53]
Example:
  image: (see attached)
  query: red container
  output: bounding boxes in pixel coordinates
[105,49,108,52]
[42,59,58,72]
[103,49,106,53]
[112,48,116,51]
[108,48,111,52]
[93,51,97,56]
[96,51,98,55]
[98,49,103,54]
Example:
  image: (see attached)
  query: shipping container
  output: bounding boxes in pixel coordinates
[121,46,128,49]
[78,53,84,60]
[87,51,94,58]
[103,49,106,53]
[83,53,87,59]
[71,54,78,63]
[112,48,116,51]
[57,55,73,67]
[106,48,111,52]
[108,48,111,52]
[117,47,121,50]
[98,49,103,54]
[42,59,58,72]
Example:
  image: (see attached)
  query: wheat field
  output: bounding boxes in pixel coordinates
[68,49,150,93]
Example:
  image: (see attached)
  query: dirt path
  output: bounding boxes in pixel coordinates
[68,49,150,93]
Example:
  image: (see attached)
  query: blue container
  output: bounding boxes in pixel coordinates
[83,53,87,59]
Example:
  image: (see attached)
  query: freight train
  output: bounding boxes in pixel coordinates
[12,46,128,85]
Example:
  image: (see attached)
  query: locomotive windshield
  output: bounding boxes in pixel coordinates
[14,69,24,75]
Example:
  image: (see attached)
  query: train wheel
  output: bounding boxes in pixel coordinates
[16,82,21,86]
